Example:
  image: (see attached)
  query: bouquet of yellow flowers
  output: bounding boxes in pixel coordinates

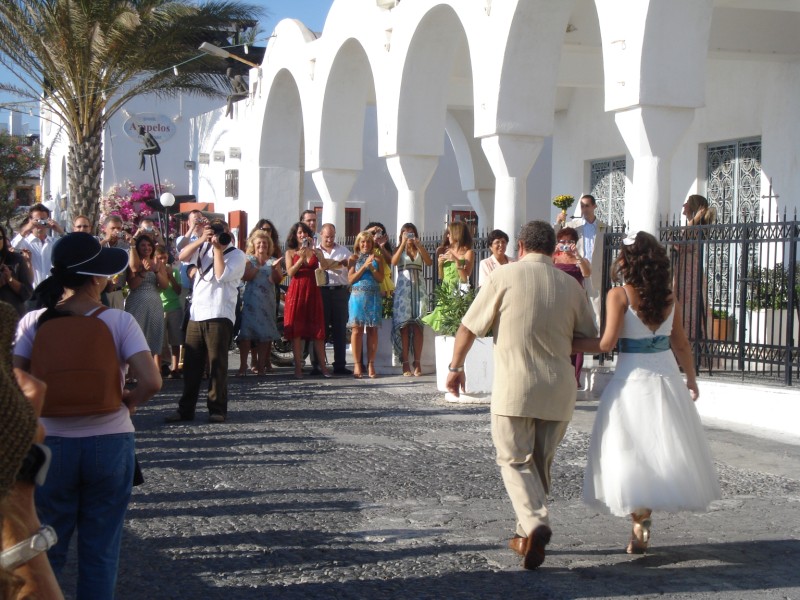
[553,194,575,217]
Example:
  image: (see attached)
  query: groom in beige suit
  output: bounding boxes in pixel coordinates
[446,220,596,570]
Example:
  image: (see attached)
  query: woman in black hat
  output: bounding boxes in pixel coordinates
[12,232,161,598]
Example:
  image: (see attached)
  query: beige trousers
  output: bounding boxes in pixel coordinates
[491,414,570,537]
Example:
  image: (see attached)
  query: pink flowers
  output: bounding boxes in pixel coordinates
[100,180,175,233]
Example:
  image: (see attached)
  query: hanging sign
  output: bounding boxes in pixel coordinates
[123,113,176,143]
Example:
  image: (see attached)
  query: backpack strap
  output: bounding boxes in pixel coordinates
[88,305,110,318]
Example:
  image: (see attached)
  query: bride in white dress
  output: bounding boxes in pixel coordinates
[575,231,721,554]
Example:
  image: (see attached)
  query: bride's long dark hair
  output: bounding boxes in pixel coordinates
[612,231,672,326]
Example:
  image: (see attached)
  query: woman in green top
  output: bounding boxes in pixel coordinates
[154,246,183,378]
[422,221,475,333]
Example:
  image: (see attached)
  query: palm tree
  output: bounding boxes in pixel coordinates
[0,0,263,220]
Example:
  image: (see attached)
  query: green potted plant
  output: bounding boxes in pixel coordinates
[745,264,800,346]
[711,307,733,341]
[428,285,494,403]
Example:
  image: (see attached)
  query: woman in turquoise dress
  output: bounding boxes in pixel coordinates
[348,230,385,379]
[237,231,283,375]
[422,221,475,333]
[391,223,432,376]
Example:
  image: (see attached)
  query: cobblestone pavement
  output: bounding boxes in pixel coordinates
[56,359,800,599]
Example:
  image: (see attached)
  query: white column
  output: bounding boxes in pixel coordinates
[385,155,439,234]
[258,166,302,236]
[480,134,544,243]
[310,168,359,232]
[614,106,695,235]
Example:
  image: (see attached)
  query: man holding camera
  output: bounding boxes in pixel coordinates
[166,219,245,424]
[312,223,354,375]
[11,203,64,288]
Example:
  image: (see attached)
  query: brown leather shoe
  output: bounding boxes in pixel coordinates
[522,525,552,570]
[508,535,527,556]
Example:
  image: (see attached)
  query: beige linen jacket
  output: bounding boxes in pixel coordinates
[461,253,597,421]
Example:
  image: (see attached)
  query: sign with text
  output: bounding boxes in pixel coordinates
[123,113,176,143]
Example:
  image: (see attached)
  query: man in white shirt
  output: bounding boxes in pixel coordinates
[176,210,207,292]
[312,223,354,375]
[166,220,246,424]
[555,194,607,328]
[98,215,131,309]
[11,203,64,288]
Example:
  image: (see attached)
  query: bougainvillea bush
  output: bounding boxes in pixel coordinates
[100,180,174,233]
[0,132,45,222]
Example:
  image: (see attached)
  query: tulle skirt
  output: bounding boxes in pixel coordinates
[583,353,722,517]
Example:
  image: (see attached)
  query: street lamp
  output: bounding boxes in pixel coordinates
[198,42,260,68]
[160,192,176,248]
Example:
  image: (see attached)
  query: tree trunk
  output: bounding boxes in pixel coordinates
[67,119,104,225]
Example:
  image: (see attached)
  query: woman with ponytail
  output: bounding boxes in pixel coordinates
[12,232,161,598]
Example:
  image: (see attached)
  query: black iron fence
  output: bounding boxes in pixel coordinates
[339,220,800,386]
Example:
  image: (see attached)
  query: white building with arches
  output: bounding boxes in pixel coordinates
[187,0,800,242]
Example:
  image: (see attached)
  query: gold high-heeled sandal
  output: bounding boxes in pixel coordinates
[626,510,652,554]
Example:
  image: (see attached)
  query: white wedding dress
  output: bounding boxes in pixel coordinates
[583,301,722,517]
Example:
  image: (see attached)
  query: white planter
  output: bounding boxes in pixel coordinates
[434,335,493,403]
[746,309,799,347]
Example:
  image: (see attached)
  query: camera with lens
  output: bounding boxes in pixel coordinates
[210,223,232,246]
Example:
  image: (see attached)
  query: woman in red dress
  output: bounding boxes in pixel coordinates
[283,222,336,379]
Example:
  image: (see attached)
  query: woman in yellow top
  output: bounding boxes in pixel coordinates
[365,222,395,297]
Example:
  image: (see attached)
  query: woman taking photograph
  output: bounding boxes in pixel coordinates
[125,234,168,366]
[553,226,591,387]
[237,231,283,376]
[13,232,161,598]
[478,229,515,287]
[391,223,432,376]
[365,222,395,298]
[575,231,721,554]
[283,222,336,379]
[422,221,475,333]
[349,231,385,379]
[0,224,33,315]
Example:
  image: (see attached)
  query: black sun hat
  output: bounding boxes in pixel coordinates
[51,232,129,277]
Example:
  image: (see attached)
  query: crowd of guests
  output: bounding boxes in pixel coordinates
[1,192,721,592]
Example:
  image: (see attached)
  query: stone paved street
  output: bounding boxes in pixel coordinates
[56,359,800,599]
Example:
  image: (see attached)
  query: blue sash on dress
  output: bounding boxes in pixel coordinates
[618,336,670,353]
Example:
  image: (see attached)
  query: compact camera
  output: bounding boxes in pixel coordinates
[196,217,209,227]
[115,231,126,239]
[557,243,573,252]
[406,232,416,239]
[301,238,312,249]
[35,219,49,226]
